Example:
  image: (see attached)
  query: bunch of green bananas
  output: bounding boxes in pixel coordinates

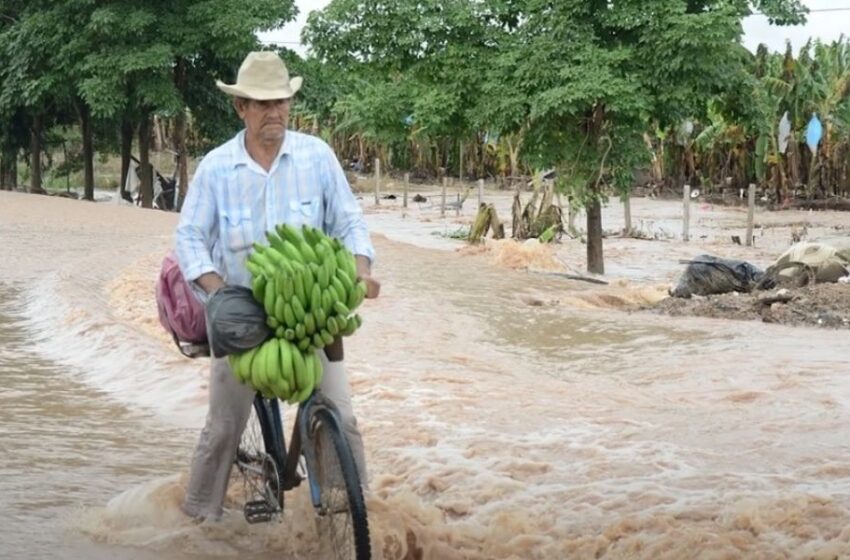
[227,224,367,403]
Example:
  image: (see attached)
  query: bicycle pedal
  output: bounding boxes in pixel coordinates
[243,500,276,524]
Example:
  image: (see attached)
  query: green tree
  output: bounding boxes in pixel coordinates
[477,0,807,273]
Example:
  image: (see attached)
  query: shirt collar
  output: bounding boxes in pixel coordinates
[232,129,293,169]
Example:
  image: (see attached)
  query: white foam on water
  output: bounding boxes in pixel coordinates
[14,272,207,428]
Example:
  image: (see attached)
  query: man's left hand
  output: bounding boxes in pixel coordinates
[355,255,381,299]
[359,274,381,299]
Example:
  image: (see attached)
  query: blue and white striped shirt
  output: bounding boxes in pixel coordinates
[175,129,375,295]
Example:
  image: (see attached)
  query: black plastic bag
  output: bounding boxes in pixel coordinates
[670,255,765,299]
[205,286,271,357]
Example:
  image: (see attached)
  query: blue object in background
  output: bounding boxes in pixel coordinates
[806,113,823,154]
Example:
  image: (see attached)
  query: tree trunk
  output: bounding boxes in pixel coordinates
[586,195,604,274]
[77,100,95,201]
[29,113,44,194]
[138,114,153,208]
[2,151,18,190]
[173,56,190,202]
[120,118,134,202]
[585,105,606,275]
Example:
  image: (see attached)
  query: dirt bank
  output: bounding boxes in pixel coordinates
[646,283,850,329]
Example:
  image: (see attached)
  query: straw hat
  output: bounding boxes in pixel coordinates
[216,51,303,100]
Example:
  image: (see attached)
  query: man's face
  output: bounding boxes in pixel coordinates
[236,97,291,144]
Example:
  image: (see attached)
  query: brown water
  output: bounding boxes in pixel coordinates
[2,190,850,559]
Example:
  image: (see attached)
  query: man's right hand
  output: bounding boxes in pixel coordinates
[196,272,226,296]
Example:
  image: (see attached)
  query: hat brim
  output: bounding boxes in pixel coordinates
[215,76,303,100]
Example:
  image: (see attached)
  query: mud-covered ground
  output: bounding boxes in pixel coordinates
[646,282,850,329]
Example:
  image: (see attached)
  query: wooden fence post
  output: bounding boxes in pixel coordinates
[746,183,756,247]
[683,184,691,242]
[478,178,484,207]
[374,158,381,205]
[403,172,409,208]
[441,177,448,217]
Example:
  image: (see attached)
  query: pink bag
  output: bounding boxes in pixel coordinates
[156,251,208,345]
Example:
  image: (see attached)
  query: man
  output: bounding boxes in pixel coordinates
[175,51,379,521]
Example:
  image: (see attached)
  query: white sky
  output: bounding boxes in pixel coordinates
[259,0,849,57]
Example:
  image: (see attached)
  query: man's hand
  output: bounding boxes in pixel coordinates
[355,255,381,299]
[196,272,226,296]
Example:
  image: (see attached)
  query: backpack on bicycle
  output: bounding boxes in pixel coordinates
[155,251,209,358]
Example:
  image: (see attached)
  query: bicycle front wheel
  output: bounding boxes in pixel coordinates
[309,408,370,560]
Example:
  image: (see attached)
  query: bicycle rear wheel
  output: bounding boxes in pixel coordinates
[232,395,285,522]
[309,408,370,560]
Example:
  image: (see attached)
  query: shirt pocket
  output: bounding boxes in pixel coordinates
[288,196,321,227]
[220,207,254,253]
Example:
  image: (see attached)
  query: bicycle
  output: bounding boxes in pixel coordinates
[232,388,371,560]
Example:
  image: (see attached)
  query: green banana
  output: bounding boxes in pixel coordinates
[252,275,267,303]
[266,315,280,329]
[327,316,339,336]
[293,270,307,304]
[333,300,351,316]
[284,328,296,341]
[335,268,354,297]
[325,282,342,305]
[299,240,319,265]
[301,224,319,247]
[263,277,276,317]
[246,261,263,278]
[281,240,304,264]
[347,280,366,310]
[302,264,315,299]
[274,293,286,323]
[295,323,306,340]
[331,276,347,303]
[320,329,334,346]
[283,302,297,329]
[315,306,327,329]
[265,338,281,395]
[291,347,308,393]
[277,340,294,398]
[336,249,357,281]
[250,342,269,394]
[278,223,304,247]
[249,249,277,276]
[311,283,322,314]
[312,351,324,387]
[304,312,316,335]
[291,295,306,322]
[312,332,325,349]
[265,230,287,254]
[297,337,312,351]
[282,275,295,301]
[322,289,333,317]
[318,261,330,289]
[276,325,285,338]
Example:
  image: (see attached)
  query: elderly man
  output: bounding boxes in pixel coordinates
[175,51,379,521]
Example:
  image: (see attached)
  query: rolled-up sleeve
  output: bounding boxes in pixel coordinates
[175,161,219,283]
[322,146,376,263]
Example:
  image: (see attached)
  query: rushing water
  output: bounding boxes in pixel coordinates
[1,190,849,559]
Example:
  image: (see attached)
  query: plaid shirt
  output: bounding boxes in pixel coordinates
[175,129,375,297]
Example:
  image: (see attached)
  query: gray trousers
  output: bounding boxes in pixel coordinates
[182,351,367,520]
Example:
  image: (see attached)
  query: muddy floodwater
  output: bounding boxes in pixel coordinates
[1,188,849,559]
